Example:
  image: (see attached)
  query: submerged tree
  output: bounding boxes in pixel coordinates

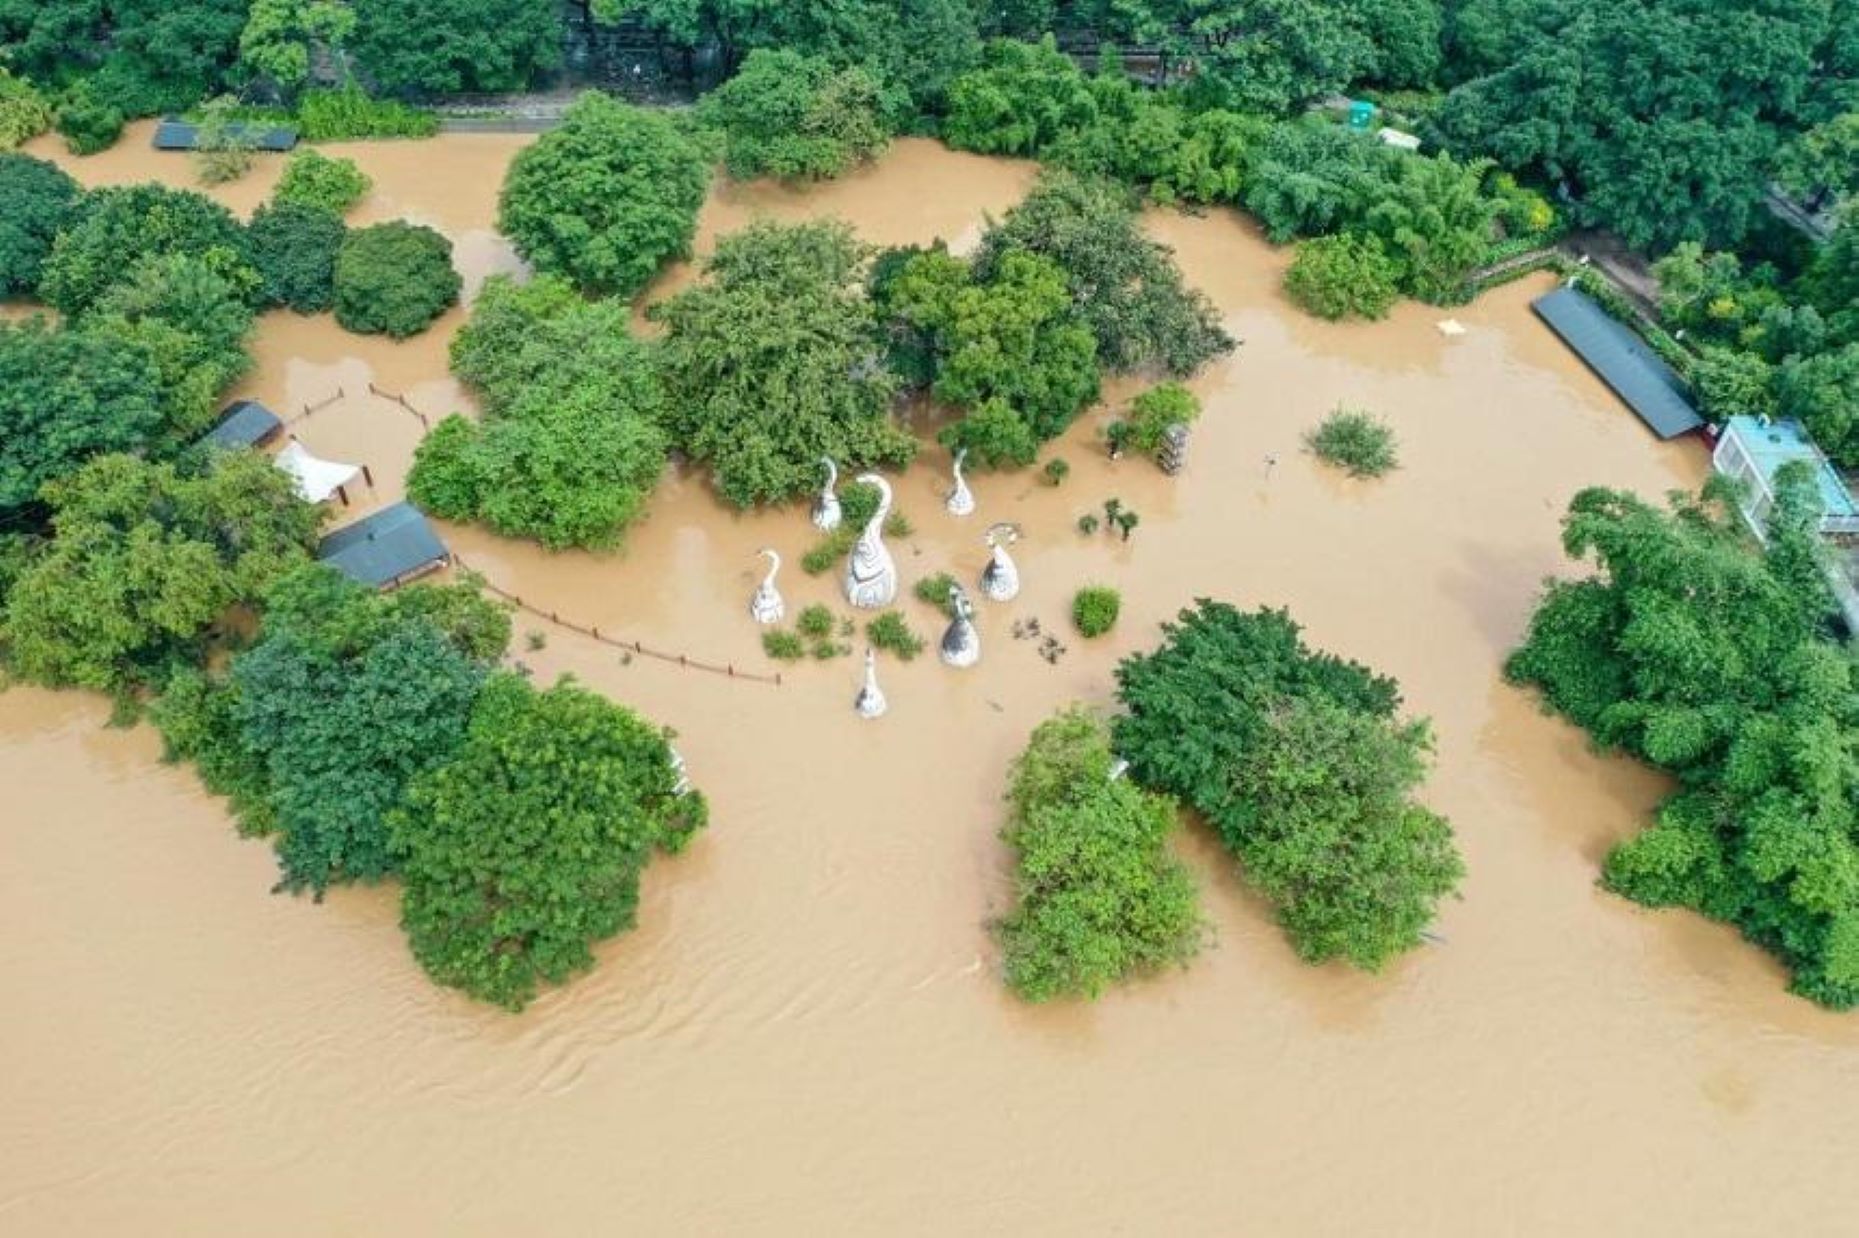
[651,219,916,506]
[392,673,707,1011]
[996,706,1203,1001]
[3,451,321,694]
[1507,473,1859,1007]
[976,171,1233,376]
[498,92,711,298]
[1115,602,1462,970]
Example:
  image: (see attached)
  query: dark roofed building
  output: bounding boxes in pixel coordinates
[1531,285,1704,440]
[152,118,299,153]
[201,400,283,450]
[317,502,449,590]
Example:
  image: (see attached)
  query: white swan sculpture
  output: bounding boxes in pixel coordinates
[979,523,1021,603]
[940,583,980,668]
[854,647,888,719]
[945,447,975,517]
[749,548,785,625]
[843,473,898,609]
[811,457,842,531]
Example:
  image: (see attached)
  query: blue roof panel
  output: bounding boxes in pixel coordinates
[1532,286,1705,439]
[317,502,448,588]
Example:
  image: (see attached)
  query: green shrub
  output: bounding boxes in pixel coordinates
[296,85,439,141]
[1119,382,1201,458]
[1284,233,1402,321]
[193,98,260,185]
[762,630,806,660]
[995,706,1203,1002]
[333,221,460,338]
[801,528,855,574]
[0,71,52,149]
[867,611,924,661]
[1306,408,1399,478]
[796,604,835,639]
[54,81,125,155]
[913,572,958,615]
[1077,513,1099,535]
[274,150,372,215]
[1072,586,1121,637]
[1043,457,1070,485]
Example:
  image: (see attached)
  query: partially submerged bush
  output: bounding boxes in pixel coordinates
[867,610,924,661]
[1114,382,1201,460]
[1306,408,1399,478]
[1284,234,1402,321]
[1072,586,1121,637]
[296,86,438,141]
[274,150,372,215]
[796,604,835,639]
[762,630,806,661]
[914,572,958,615]
[703,49,888,181]
[995,706,1203,1002]
[0,71,52,150]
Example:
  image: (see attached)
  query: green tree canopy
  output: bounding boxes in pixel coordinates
[411,274,670,549]
[1283,232,1401,320]
[391,672,708,1010]
[1776,343,1859,465]
[651,218,916,506]
[350,0,562,94]
[876,244,1099,467]
[0,318,167,514]
[238,0,355,89]
[86,253,256,437]
[497,92,712,298]
[230,565,504,895]
[995,706,1203,1001]
[0,152,79,297]
[976,170,1233,375]
[248,200,347,314]
[40,183,255,317]
[1114,601,1462,969]
[332,220,460,337]
[2,450,320,693]
[1506,476,1859,1007]
[702,48,889,181]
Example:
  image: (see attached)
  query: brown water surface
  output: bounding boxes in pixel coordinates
[5,135,1857,1236]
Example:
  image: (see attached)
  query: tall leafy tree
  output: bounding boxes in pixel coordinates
[701,48,889,181]
[39,183,255,317]
[392,673,708,1011]
[87,253,256,436]
[332,221,460,338]
[1507,475,1859,1007]
[0,153,79,298]
[977,171,1233,375]
[497,91,711,298]
[2,451,320,693]
[350,0,562,94]
[0,319,166,514]
[651,219,916,506]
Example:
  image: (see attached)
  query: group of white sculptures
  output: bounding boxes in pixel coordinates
[748,453,1022,718]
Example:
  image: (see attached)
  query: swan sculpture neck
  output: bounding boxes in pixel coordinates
[844,473,898,608]
[945,447,975,517]
[811,457,842,531]
[749,547,785,624]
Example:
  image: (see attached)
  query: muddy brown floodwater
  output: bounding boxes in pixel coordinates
[5,127,1859,1236]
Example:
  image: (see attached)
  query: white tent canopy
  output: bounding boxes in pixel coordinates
[275,440,362,504]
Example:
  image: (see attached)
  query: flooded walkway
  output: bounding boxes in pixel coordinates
[4,129,1858,1236]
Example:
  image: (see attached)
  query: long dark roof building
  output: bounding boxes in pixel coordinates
[316,502,449,590]
[1531,285,1705,439]
[200,400,283,449]
[152,118,299,152]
